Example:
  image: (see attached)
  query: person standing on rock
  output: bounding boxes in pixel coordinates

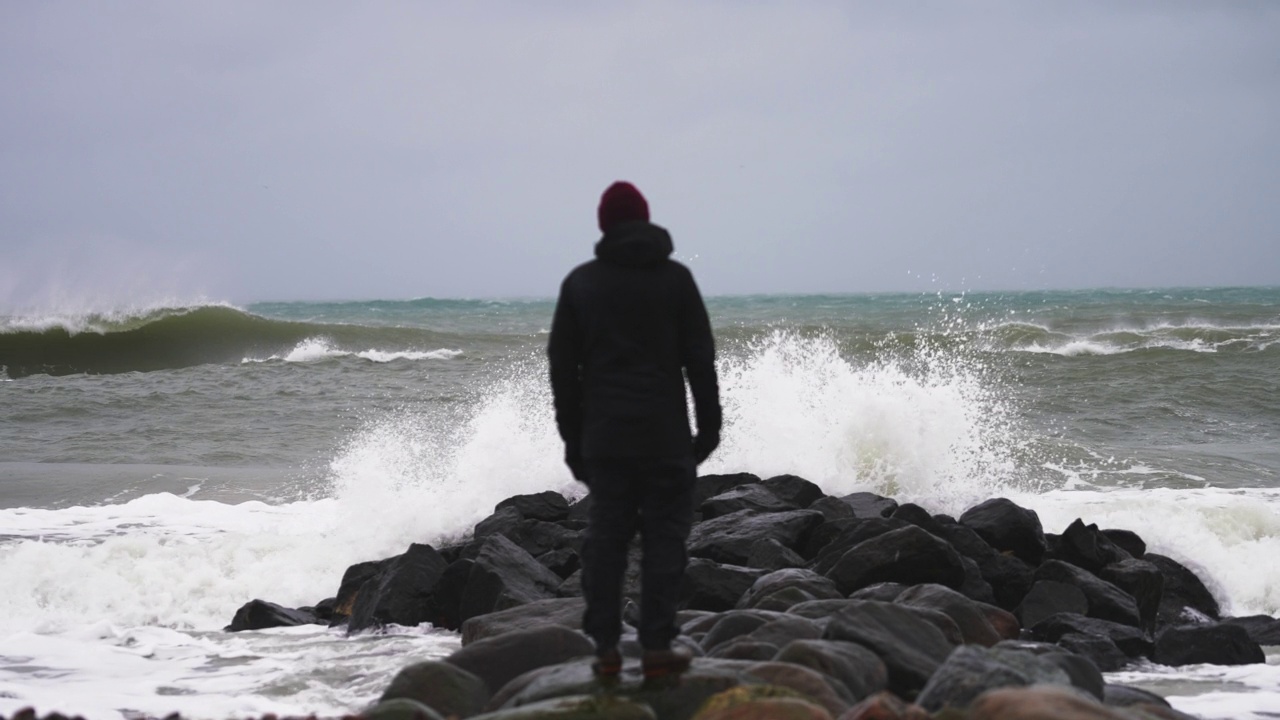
[548,180,722,680]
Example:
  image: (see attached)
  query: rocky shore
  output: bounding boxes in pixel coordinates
[13,472,1280,720]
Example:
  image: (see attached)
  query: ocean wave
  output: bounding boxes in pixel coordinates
[984,320,1280,356]
[242,338,463,364]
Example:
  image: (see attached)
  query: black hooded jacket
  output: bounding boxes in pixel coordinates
[548,221,721,464]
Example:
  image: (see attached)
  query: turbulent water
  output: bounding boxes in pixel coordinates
[1,287,1278,719]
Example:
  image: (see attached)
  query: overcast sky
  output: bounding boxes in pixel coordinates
[2,2,1277,308]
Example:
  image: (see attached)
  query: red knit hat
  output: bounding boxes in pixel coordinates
[597,181,649,232]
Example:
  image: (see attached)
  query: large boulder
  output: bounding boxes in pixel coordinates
[773,639,888,703]
[1033,560,1141,628]
[1015,580,1088,629]
[681,558,767,612]
[761,475,825,509]
[837,492,899,519]
[348,543,449,633]
[1146,554,1221,626]
[422,558,476,631]
[736,569,842,611]
[823,525,967,595]
[225,599,319,632]
[1221,615,1280,646]
[811,518,910,575]
[744,661,853,717]
[1053,519,1132,574]
[701,484,794,519]
[958,498,1046,566]
[446,624,594,700]
[914,645,1072,712]
[1098,559,1163,633]
[930,518,1034,610]
[380,660,490,719]
[700,611,783,652]
[822,600,956,699]
[688,510,824,566]
[471,693,657,719]
[495,491,571,523]
[745,538,807,571]
[895,584,1002,647]
[1026,613,1152,659]
[460,597,586,645]
[1153,623,1266,667]
[458,534,563,625]
[991,640,1104,700]
[695,473,763,508]
[1056,632,1130,672]
[966,685,1133,720]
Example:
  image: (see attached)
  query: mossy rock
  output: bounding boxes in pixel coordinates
[691,686,832,720]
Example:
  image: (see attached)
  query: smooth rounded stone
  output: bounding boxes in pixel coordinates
[708,639,780,661]
[745,586,821,612]
[838,492,899,519]
[458,534,564,626]
[682,558,768,612]
[1026,613,1152,659]
[806,498,856,524]
[737,568,842,610]
[692,696,834,720]
[967,685,1132,720]
[1153,622,1265,666]
[745,661,854,717]
[536,548,581,579]
[822,600,955,699]
[745,615,825,648]
[460,597,587,645]
[774,639,888,703]
[812,518,910,575]
[746,538,807,570]
[689,510,825,566]
[789,598,861,620]
[976,602,1020,642]
[349,543,450,633]
[447,624,594,699]
[762,474,826,509]
[1055,519,1132,574]
[902,606,964,646]
[956,554,998,605]
[915,645,1072,712]
[1101,529,1146,559]
[890,503,943,536]
[380,660,490,718]
[365,698,446,720]
[1099,560,1163,633]
[958,498,1047,566]
[225,599,319,632]
[992,640,1104,700]
[702,611,777,652]
[823,525,967,595]
[1102,684,1171,709]
[1034,560,1142,628]
[838,691,932,720]
[619,632,704,660]
[1145,554,1222,626]
[1016,580,1088,629]
[1056,632,1130,672]
[1221,615,1280,645]
[850,583,908,603]
[895,584,1002,647]
[495,491,571,523]
[471,693,656,720]
[702,484,794,519]
[695,473,764,508]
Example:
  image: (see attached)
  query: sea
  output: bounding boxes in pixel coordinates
[1,287,1278,719]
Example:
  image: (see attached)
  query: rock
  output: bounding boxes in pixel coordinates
[447,625,594,699]
[496,491,571,522]
[747,587,825,612]
[1153,622,1265,666]
[566,495,592,525]
[966,685,1132,720]
[1098,560,1163,633]
[762,474,825,509]
[807,497,856,523]
[743,615,825,649]
[746,538,807,570]
[1221,614,1280,645]
[349,543,449,633]
[745,661,853,717]
[956,555,998,605]
[890,503,943,536]
[689,510,824,566]
[812,518,910,575]
[1101,529,1146,559]
[930,519,1034,610]
[1146,554,1221,626]
[737,569,842,611]
[1015,580,1088,629]
[702,484,794,519]
[693,696,834,720]
[823,600,956,699]
[895,584,1002,647]
[837,691,931,720]
[903,606,964,646]
[976,602,1020,642]
[850,583,909,603]
[695,473,764,508]
[915,645,1072,712]
[958,498,1046,566]
[380,660,490,718]
[536,548,580,579]
[1102,684,1171,709]
[472,693,657,719]
[824,525,967,595]
[225,599,318,631]
[1034,560,1141,628]
[774,639,889,703]
[708,639,780,661]
[474,508,580,560]
[1054,519,1132,574]
[423,558,475,631]
[682,558,768,612]
[331,559,383,620]
[458,534,563,626]
[460,597,586,645]
[1056,632,1130,672]
[838,492,898,519]
[364,697,446,720]
[701,611,778,652]
[1026,613,1152,659]
[991,640,1104,700]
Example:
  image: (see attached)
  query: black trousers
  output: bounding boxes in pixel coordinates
[581,455,696,652]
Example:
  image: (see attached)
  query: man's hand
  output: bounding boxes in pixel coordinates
[694,431,719,465]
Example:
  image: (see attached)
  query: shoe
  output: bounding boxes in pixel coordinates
[642,646,691,679]
[592,647,622,679]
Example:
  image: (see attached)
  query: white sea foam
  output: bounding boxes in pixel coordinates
[1109,650,1280,720]
[242,338,463,364]
[0,301,233,335]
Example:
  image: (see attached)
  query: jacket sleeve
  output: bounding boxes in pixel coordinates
[680,271,722,440]
[547,276,584,460]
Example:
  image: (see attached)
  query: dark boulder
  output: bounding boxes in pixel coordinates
[225,599,319,632]
[459,597,586,645]
[742,614,825,649]
[1102,528,1146,559]
[823,525,966,595]
[535,547,580,579]
[1103,684,1172,709]
[958,498,1046,565]
[806,497,856,523]
[330,559,383,621]
[1026,612,1152,659]
[706,639,778,661]
[421,558,474,631]
[850,582,909,602]
[762,474,825,508]
[744,661,855,717]
[838,491,899,518]
[990,639,1105,700]
[736,568,842,611]
[379,660,489,718]
[891,503,944,536]
[811,517,910,573]
[822,600,956,699]
[688,509,824,566]
[745,538,807,571]
[1099,559,1163,633]
[699,610,778,652]
[695,473,762,508]
[956,554,997,606]
[457,534,562,625]
[495,490,570,522]
[1015,580,1088,630]
[1053,519,1132,574]
[1221,615,1280,646]
[930,517,1034,610]
[1034,560,1141,627]
[895,584,1001,647]
[680,558,767,612]
[1056,631,1130,672]
[1154,623,1265,667]
[348,543,449,633]
[445,624,594,701]
[1147,553,1222,626]
[914,645,1072,712]
[773,639,889,703]
[701,484,794,519]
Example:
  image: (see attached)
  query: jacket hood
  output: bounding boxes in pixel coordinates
[594,221,674,267]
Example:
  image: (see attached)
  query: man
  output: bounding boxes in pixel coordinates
[548,181,721,680]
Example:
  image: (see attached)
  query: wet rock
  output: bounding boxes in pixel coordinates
[1153,622,1265,666]
[475,693,657,719]
[380,660,490,718]
[447,624,594,700]
[976,602,1020,642]
[850,583,909,603]
[807,497,856,524]
[535,548,580,579]
[1099,559,1163,633]
[1054,519,1132,574]
[1026,613,1152,659]
[364,697,446,720]
[707,639,780,661]
[966,685,1131,720]
[225,599,319,631]
[991,640,1104,700]
[1146,554,1221,626]
[460,597,586,645]
[1034,560,1141,628]
[930,518,1034,610]
[422,558,475,630]
[495,490,571,523]
[838,492,899,519]
[1015,580,1088,629]
[736,568,842,611]
[762,474,825,509]
[837,691,931,720]
[890,503,944,536]
[702,484,794,519]
[956,555,998,605]
[742,614,824,649]
[331,559,383,621]
[457,534,563,626]
[746,538,807,570]
[695,473,764,508]
[348,543,449,633]
[895,584,1002,647]
[1101,529,1146,559]
[745,661,853,717]
[958,498,1047,566]
[823,600,956,699]
[1221,614,1280,645]
[701,611,780,652]
[915,645,1073,712]
[688,510,824,566]
[811,518,911,575]
[824,525,966,595]
[681,558,768,612]
[1056,632,1130,672]
[774,639,889,703]
[1102,684,1171,709]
